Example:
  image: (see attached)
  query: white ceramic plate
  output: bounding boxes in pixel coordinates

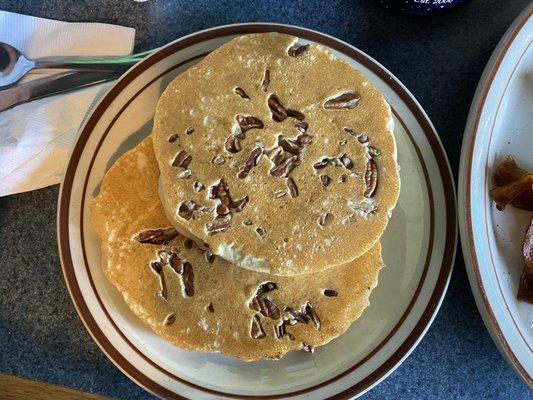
[58,24,456,399]
[459,5,533,388]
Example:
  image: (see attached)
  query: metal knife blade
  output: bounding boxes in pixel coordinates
[0,70,119,112]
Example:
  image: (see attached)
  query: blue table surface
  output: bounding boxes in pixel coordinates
[0,0,532,399]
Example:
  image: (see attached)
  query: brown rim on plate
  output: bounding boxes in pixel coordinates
[463,7,533,386]
[58,24,457,399]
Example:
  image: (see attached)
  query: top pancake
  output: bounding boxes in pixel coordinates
[152,33,400,275]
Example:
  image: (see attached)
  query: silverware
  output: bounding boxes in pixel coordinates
[0,70,120,112]
[0,42,152,87]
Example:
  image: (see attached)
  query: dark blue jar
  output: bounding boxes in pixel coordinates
[378,0,472,16]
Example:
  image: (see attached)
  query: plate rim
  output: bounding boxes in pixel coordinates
[58,22,457,399]
[458,4,533,388]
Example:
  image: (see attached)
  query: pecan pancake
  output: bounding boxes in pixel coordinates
[152,33,400,275]
[90,137,384,361]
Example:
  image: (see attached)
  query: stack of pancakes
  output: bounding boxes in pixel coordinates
[91,33,400,361]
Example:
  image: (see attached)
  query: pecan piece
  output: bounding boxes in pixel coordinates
[184,239,193,249]
[204,250,215,264]
[250,297,280,319]
[286,109,305,121]
[320,175,330,187]
[295,121,308,133]
[216,204,230,216]
[268,95,288,122]
[193,181,204,192]
[150,261,167,300]
[238,147,263,179]
[185,126,195,135]
[172,150,192,168]
[233,195,249,212]
[270,155,300,178]
[211,155,225,165]
[206,303,215,313]
[304,303,321,330]
[163,313,176,326]
[250,315,266,339]
[236,115,264,132]
[135,228,179,245]
[181,261,194,297]
[256,281,278,296]
[168,133,179,143]
[225,134,242,153]
[313,158,329,170]
[287,177,298,198]
[318,213,333,227]
[364,158,378,198]
[278,138,301,154]
[255,227,267,238]
[296,133,313,145]
[260,69,270,92]
[288,43,309,57]
[339,153,354,169]
[206,214,232,235]
[178,200,197,220]
[323,289,338,297]
[324,93,360,109]
[243,219,253,226]
[234,87,250,99]
[268,146,285,165]
[302,342,314,353]
[179,169,192,179]
[284,307,310,324]
[209,179,231,205]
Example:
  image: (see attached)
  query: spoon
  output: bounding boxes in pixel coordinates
[0,42,152,87]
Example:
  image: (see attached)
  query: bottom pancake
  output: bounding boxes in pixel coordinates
[90,137,384,361]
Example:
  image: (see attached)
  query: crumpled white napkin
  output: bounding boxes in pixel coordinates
[0,11,135,197]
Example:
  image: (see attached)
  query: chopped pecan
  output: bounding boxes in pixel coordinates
[135,228,178,245]
[278,138,301,154]
[233,195,249,211]
[270,155,300,177]
[318,213,333,227]
[260,69,270,92]
[236,115,264,132]
[172,150,192,168]
[288,43,309,57]
[185,127,195,135]
[181,261,194,297]
[206,303,215,313]
[287,177,298,198]
[364,158,378,198]
[204,250,215,263]
[193,181,205,192]
[284,307,310,324]
[178,200,198,220]
[150,261,167,300]
[163,313,176,326]
[301,342,314,353]
[339,153,354,169]
[250,297,280,319]
[323,289,338,297]
[313,159,329,170]
[225,134,242,153]
[304,303,321,330]
[295,121,308,133]
[268,95,287,122]
[324,93,360,109]
[216,204,230,216]
[168,133,179,143]
[296,133,312,145]
[234,87,250,99]
[255,227,267,238]
[320,175,330,187]
[268,146,285,165]
[206,214,232,235]
[286,109,305,121]
[238,147,263,179]
[179,169,192,179]
[243,219,253,226]
[250,314,266,339]
[211,155,225,165]
[184,239,193,249]
[256,282,278,296]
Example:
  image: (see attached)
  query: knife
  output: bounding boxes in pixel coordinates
[0,70,120,112]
